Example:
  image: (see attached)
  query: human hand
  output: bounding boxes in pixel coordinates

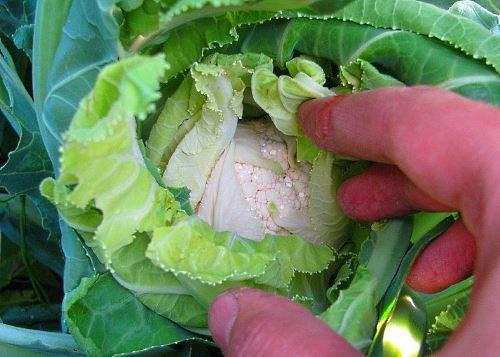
[208,86,500,356]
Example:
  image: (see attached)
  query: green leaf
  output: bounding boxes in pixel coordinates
[426,294,470,351]
[360,218,413,302]
[411,212,454,243]
[123,0,355,57]
[1,304,61,329]
[413,277,472,354]
[296,129,321,162]
[449,1,499,33]
[378,288,427,357]
[110,232,208,329]
[146,75,204,169]
[320,267,378,350]
[12,24,33,60]
[240,18,500,105]
[64,273,196,356]
[289,267,336,314]
[146,218,274,284]
[378,218,455,328]
[146,217,333,286]
[0,0,36,38]
[160,11,276,81]
[419,1,499,15]
[41,55,180,263]
[331,0,500,71]
[168,187,195,215]
[320,219,412,350]
[35,0,120,169]
[339,59,404,92]
[0,198,64,275]
[325,252,358,302]
[59,224,98,293]
[0,237,19,290]
[252,56,332,136]
[472,0,499,14]
[418,276,472,323]
[32,0,71,145]
[308,152,351,247]
[0,42,62,272]
[32,0,99,294]
[0,40,30,133]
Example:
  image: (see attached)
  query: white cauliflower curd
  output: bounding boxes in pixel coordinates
[198,121,316,241]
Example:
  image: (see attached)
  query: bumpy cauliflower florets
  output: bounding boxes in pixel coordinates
[234,121,310,235]
[197,120,314,241]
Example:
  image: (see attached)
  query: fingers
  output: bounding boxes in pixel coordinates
[336,163,475,293]
[299,87,500,242]
[406,220,476,293]
[337,164,451,221]
[209,288,361,357]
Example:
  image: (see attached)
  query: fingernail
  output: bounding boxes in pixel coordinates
[298,96,348,151]
[209,292,238,352]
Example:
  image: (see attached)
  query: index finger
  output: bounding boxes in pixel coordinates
[299,86,500,243]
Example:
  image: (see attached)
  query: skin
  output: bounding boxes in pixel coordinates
[208,86,500,356]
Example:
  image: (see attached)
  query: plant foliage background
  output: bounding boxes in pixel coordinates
[0,0,497,355]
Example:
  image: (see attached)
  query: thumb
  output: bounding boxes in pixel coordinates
[208,288,361,357]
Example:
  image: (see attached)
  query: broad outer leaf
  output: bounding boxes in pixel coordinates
[38,0,120,169]
[32,0,114,295]
[240,18,500,104]
[331,0,500,71]
[64,273,196,356]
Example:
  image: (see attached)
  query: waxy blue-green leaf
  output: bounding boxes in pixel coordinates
[1,304,61,329]
[0,198,64,276]
[36,0,120,169]
[0,40,62,271]
[0,325,83,355]
[0,0,36,39]
[32,0,116,295]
